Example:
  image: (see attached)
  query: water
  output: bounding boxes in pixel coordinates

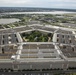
[3,11,76,15]
[0,11,76,24]
[0,18,20,24]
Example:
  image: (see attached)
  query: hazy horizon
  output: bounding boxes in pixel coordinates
[0,7,76,10]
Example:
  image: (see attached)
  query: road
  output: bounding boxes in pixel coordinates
[0,70,76,75]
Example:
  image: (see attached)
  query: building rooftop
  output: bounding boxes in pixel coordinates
[0,45,18,59]
[31,25,56,33]
[19,43,61,61]
[56,29,72,34]
[56,34,76,45]
[58,44,76,58]
[0,33,19,45]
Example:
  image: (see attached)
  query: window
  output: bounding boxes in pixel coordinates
[69,40,71,43]
[2,47,4,54]
[62,40,65,43]
[57,34,59,37]
[3,35,4,38]
[57,39,59,42]
[63,45,66,49]
[62,35,64,38]
[72,47,74,51]
[2,40,4,44]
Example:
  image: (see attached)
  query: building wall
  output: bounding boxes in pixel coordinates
[0,61,76,70]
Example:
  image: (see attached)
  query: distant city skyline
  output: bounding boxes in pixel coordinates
[0,0,76,9]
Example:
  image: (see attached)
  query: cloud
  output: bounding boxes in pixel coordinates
[0,0,76,9]
[0,0,31,6]
[52,0,76,2]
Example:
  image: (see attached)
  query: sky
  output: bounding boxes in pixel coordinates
[0,0,76,9]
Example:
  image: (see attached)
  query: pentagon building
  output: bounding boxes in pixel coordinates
[0,24,76,71]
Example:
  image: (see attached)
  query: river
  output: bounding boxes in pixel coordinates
[0,18,20,24]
